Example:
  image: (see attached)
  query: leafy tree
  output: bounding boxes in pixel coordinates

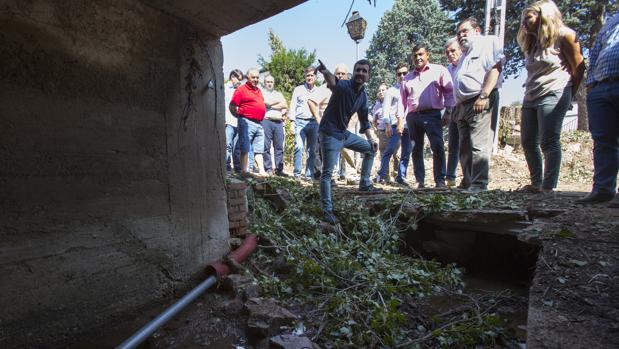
[366,0,453,102]
[258,28,316,101]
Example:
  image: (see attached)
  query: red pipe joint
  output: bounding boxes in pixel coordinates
[205,234,257,280]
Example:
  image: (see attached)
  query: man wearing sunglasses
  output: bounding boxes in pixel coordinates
[375,63,413,186]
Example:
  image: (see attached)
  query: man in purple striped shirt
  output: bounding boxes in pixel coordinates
[399,43,456,188]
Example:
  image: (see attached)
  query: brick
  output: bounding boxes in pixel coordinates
[228,196,247,206]
[228,212,248,222]
[227,180,247,190]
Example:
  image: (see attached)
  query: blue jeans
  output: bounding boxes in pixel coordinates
[587,81,619,195]
[293,118,319,177]
[238,117,264,154]
[377,125,412,181]
[521,87,571,189]
[446,121,459,181]
[319,131,375,212]
[407,110,446,185]
[262,119,285,173]
[225,124,241,172]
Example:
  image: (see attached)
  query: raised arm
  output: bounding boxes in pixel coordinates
[317,60,336,88]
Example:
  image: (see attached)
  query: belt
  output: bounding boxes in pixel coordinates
[591,76,619,88]
[243,117,262,124]
[460,88,498,104]
[409,108,440,115]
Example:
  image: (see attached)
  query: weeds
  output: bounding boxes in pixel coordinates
[247,177,518,348]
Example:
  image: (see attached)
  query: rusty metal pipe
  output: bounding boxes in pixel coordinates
[116,234,258,349]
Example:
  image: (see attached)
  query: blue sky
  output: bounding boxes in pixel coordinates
[221,0,525,107]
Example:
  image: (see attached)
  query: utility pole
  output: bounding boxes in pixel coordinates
[485,0,507,154]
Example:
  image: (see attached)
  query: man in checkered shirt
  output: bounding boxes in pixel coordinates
[577,13,619,207]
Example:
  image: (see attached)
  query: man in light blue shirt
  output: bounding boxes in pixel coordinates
[289,66,320,179]
[577,13,619,207]
[376,63,413,186]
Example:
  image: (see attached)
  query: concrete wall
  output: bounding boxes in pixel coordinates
[0,0,229,347]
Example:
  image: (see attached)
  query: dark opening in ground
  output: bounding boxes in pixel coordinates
[403,217,541,346]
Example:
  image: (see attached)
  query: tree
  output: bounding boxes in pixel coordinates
[439,0,618,130]
[258,29,316,163]
[366,0,453,102]
[366,0,452,101]
[258,28,316,101]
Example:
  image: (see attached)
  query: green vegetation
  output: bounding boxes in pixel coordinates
[246,177,520,348]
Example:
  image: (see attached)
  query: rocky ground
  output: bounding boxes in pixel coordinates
[80,131,618,349]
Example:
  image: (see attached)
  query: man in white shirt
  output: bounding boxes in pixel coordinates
[444,37,463,188]
[261,75,288,176]
[453,17,505,191]
[290,66,319,179]
[224,69,244,173]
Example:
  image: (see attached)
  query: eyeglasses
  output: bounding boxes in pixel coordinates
[397,72,408,76]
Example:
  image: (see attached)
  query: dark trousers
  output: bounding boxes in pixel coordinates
[587,80,619,195]
[446,121,460,181]
[262,119,285,174]
[407,110,446,185]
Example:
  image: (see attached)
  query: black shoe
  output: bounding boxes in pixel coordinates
[359,185,383,192]
[435,182,447,188]
[608,194,619,208]
[395,177,410,187]
[275,171,289,177]
[576,191,615,204]
[323,210,339,224]
[417,183,426,189]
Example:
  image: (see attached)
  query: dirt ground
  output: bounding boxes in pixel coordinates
[82,132,618,349]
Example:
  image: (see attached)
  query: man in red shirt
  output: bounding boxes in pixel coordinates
[229,68,267,176]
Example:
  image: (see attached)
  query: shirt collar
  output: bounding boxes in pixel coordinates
[245,82,259,90]
[414,64,431,73]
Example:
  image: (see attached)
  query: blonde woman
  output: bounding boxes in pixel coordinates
[517,0,584,193]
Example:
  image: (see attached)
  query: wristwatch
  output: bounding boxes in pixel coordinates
[479,92,489,100]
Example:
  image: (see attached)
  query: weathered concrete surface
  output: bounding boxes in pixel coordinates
[0,0,308,346]
[144,0,306,37]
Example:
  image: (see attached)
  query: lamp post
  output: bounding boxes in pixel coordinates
[345,11,367,61]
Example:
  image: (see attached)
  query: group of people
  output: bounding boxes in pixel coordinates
[226,0,619,224]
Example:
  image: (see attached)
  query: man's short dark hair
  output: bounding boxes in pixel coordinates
[304,66,316,75]
[395,63,408,71]
[458,17,481,30]
[229,69,243,80]
[412,43,429,54]
[353,59,372,75]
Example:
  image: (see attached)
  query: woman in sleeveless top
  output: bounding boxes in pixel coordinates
[517,0,584,194]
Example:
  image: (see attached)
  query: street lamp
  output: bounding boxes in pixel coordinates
[346,11,367,61]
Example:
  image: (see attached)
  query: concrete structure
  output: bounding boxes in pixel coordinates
[0,0,303,347]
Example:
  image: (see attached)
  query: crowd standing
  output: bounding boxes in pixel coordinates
[226,0,619,222]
